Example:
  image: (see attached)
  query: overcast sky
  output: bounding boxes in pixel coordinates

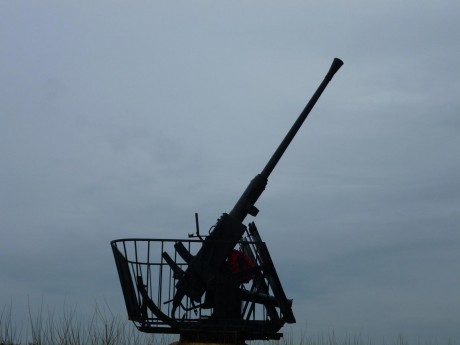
[1,0,459,343]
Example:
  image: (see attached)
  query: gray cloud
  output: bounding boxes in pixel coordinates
[1,0,459,343]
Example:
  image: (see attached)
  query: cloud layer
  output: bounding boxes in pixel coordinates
[1,0,459,343]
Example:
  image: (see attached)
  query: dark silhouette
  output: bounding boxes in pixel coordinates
[111,58,343,344]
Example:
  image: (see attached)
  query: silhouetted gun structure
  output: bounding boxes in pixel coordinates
[111,58,343,344]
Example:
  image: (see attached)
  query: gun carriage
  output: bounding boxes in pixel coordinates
[111,58,343,344]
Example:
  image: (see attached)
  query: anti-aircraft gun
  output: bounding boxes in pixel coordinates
[111,58,343,344]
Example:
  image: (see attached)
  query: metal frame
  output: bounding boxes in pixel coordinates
[111,226,292,342]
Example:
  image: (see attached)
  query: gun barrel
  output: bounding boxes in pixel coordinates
[261,57,343,179]
[230,58,343,222]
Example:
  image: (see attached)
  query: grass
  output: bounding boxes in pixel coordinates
[0,303,457,345]
[0,302,174,345]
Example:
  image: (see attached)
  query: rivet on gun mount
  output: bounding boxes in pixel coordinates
[111,58,343,344]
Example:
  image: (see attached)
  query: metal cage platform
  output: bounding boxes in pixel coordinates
[111,230,294,342]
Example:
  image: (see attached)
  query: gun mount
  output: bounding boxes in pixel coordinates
[111,58,343,344]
